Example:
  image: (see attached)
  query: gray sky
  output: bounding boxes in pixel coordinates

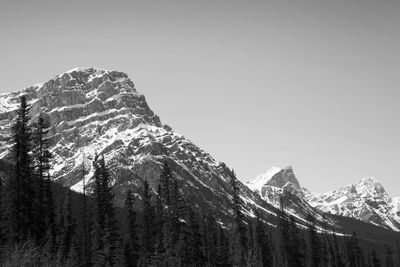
[1,0,399,195]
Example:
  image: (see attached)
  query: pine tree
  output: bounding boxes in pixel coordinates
[346,232,365,267]
[332,234,345,267]
[170,174,185,231]
[229,170,247,266]
[176,217,190,266]
[326,236,335,266]
[160,162,186,265]
[160,161,172,208]
[65,236,80,267]
[124,189,139,267]
[246,244,263,267]
[32,115,54,244]
[215,226,231,267]
[307,214,321,267]
[202,213,218,266]
[320,238,329,267]
[384,244,394,267]
[278,199,306,267]
[254,209,272,267]
[247,220,254,251]
[151,185,165,266]
[396,240,400,267]
[0,174,6,246]
[371,248,381,267]
[139,179,154,266]
[92,155,120,266]
[245,219,263,267]
[185,204,205,266]
[278,198,290,266]
[7,95,35,242]
[288,216,306,267]
[57,189,76,264]
[81,154,92,267]
[101,156,120,266]
[92,154,106,265]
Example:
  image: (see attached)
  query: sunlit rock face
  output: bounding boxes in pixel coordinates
[0,68,266,223]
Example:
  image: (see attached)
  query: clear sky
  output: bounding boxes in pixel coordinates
[1,0,399,195]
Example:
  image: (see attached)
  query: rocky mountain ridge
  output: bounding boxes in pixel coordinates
[247,166,400,231]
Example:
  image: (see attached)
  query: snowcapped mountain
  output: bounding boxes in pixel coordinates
[247,167,400,231]
[306,177,400,231]
[246,167,281,192]
[247,166,306,206]
[246,166,337,228]
[0,67,276,224]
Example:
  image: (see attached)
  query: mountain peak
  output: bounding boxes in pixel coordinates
[266,166,301,190]
[246,165,302,193]
[246,166,281,192]
[356,176,386,196]
[358,176,379,185]
[53,67,130,86]
[64,67,109,73]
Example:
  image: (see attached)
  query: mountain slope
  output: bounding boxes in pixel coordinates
[0,67,276,225]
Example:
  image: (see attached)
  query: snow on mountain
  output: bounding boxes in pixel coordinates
[247,166,306,208]
[246,167,281,192]
[306,177,400,231]
[393,197,400,216]
[266,166,302,190]
[247,167,400,231]
[0,67,274,224]
[246,166,339,229]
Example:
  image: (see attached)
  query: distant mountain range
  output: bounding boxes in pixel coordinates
[0,68,399,239]
[247,166,400,231]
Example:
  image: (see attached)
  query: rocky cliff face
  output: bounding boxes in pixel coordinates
[265,166,302,191]
[0,68,272,223]
[247,166,400,231]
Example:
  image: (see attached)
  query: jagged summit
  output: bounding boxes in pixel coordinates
[0,67,162,166]
[266,166,301,190]
[246,166,281,192]
[62,67,110,73]
[306,176,400,231]
[246,166,302,193]
[356,177,386,194]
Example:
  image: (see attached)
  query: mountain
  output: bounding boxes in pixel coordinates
[0,67,276,225]
[2,67,399,242]
[246,166,281,192]
[246,166,333,226]
[247,166,400,231]
[306,177,400,231]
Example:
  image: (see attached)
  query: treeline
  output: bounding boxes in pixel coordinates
[0,96,400,266]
